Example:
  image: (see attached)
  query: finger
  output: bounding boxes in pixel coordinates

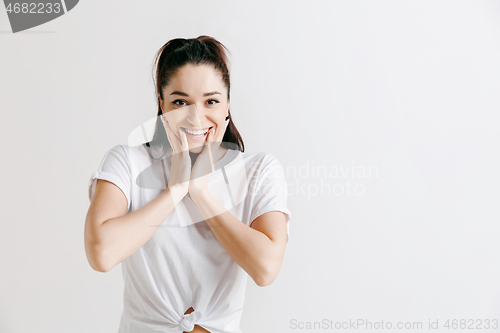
[162,117,181,153]
[206,129,215,168]
[199,129,213,156]
[162,118,177,153]
[179,127,189,151]
[216,120,228,143]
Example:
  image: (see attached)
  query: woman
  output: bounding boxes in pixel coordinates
[85,35,292,333]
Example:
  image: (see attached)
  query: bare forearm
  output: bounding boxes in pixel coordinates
[191,191,280,285]
[92,188,181,271]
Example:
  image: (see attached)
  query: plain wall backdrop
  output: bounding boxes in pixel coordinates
[1,0,500,332]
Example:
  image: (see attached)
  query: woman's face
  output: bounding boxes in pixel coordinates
[160,63,229,154]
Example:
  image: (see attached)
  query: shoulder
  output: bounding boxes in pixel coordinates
[108,143,158,160]
[243,151,282,164]
[96,144,129,165]
[98,144,157,172]
[240,151,284,174]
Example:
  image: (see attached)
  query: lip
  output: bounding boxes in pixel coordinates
[181,126,213,141]
[181,126,212,131]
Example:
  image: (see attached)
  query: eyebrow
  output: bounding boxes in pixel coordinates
[170,91,221,97]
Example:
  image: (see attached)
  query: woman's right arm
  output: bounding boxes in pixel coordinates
[84,179,184,272]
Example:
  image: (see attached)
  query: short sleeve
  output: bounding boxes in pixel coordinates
[88,145,132,212]
[249,153,292,243]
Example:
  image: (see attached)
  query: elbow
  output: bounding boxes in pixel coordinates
[90,258,111,273]
[254,276,274,287]
[84,239,112,273]
[252,264,279,287]
[85,219,111,272]
[87,251,111,273]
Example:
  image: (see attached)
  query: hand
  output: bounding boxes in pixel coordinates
[160,115,190,204]
[189,119,229,199]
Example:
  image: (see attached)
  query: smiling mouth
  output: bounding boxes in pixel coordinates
[181,126,213,137]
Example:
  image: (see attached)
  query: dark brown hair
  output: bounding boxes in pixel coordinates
[145,35,244,158]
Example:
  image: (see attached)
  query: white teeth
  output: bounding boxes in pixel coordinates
[183,128,209,135]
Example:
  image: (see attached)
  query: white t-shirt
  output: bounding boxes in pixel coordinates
[88,143,292,333]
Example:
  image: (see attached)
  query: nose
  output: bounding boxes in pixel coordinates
[185,104,206,126]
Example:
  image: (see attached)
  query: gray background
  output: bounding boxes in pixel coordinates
[1,1,500,332]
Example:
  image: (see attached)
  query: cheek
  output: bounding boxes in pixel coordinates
[162,110,183,127]
[214,119,226,130]
[213,108,228,124]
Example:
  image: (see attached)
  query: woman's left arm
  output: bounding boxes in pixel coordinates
[191,190,288,287]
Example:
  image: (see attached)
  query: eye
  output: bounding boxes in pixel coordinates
[207,99,220,106]
[172,99,186,106]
